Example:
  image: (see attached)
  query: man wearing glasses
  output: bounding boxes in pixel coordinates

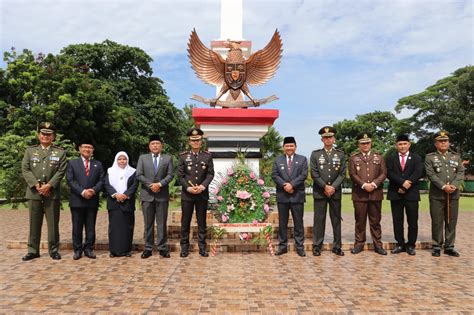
[349,133,387,255]
[178,128,214,258]
[21,122,67,261]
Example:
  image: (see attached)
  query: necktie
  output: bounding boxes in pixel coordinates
[85,159,90,176]
[288,156,292,174]
[400,154,406,171]
[153,155,158,174]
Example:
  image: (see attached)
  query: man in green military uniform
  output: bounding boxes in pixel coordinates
[21,122,68,261]
[310,126,346,256]
[425,130,464,257]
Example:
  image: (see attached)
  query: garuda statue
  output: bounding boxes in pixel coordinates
[188,29,283,108]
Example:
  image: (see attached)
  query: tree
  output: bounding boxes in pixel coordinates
[334,111,399,156]
[260,126,283,186]
[395,66,473,159]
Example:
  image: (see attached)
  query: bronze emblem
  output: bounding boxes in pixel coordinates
[324,127,329,133]
[188,29,283,108]
[45,122,51,128]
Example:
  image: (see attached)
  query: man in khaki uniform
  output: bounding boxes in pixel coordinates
[349,133,387,255]
[425,131,464,257]
[21,122,67,261]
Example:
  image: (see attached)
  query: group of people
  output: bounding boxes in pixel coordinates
[21,123,214,261]
[272,127,464,258]
[20,122,464,261]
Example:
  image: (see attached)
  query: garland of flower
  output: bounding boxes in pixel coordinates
[210,154,272,223]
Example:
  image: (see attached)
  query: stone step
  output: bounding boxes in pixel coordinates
[7,238,432,252]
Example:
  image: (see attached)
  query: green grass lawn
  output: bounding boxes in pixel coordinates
[1,194,472,213]
[304,194,474,213]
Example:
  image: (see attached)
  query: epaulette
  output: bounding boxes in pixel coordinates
[52,145,64,150]
[448,149,459,155]
[180,151,188,155]
[202,151,211,154]
[350,152,359,157]
[28,144,40,148]
[426,152,436,156]
[334,148,344,152]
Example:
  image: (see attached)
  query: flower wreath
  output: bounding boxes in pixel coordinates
[210,155,272,223]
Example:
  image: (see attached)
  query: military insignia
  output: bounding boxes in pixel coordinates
[192,130,198,135]
[440,131,446,137]
[187,166,192,171]
[32,163,37,167]
[320,165,324,170]
[45,122,51,129]
[356,166,360,171]
[363,134,368,139]
[324,127,329,133]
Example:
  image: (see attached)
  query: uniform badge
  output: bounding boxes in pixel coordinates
[356,165,360,171]
[320,165,324,170]
[187,166,191,171]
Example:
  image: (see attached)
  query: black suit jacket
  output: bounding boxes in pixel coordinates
[271,153,308,203]
[66,157,104,208]
[386,152,423,201]
[104,173,138,212]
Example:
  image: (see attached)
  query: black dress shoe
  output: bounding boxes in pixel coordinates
[22,253,40,261]
[84,249,96,259]
[312,248,321,256]
[159,250,170,258]
[391,245,406,254]
[199,250,209,257]
[297,250,306,257]
[407,246,416,256]
[109,253,117,258]
[432,249,441,257]
[275,248,288,256]
[351,246,363,254]
[332,248,345,256]
[73,251,82,260]
[444,248,460,257]
[374,247,387,255]
[141,250,152,259]
[124,252,132,257]
[180,251,189,258]
[50,252,62,260]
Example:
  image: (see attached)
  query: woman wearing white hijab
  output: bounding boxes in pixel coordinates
[104,151,138,257]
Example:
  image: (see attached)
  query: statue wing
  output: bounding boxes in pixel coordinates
[188,29,226,86]
[245,30,283,86]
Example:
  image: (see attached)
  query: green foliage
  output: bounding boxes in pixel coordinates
[260,126,283,186]
[211,154,272,223]
[334,111,398,155]
[395,66,473,167]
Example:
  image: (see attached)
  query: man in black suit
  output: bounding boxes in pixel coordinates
[271,136,308,257]
[386,134,423,255]
[136,135,174,259]
[66,140,104,260]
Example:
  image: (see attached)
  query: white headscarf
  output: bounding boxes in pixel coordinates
[107,151,136,194]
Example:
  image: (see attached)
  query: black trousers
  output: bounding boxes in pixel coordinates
[142,200,169,251]
[313,198,342,249]
[390,199,419,247]
[277,202,305,251]
[180,200,207,251]
[70,207,98,252]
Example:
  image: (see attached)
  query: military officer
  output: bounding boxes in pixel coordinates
[425,131,464,257]
[310,126,346,256]
[348,133,387,255]
[178,128,214,258]
[21,122,68,261]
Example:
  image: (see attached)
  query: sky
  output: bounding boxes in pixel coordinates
[1,0,473,157]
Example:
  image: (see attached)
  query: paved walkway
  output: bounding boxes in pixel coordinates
[1,209,473,313]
